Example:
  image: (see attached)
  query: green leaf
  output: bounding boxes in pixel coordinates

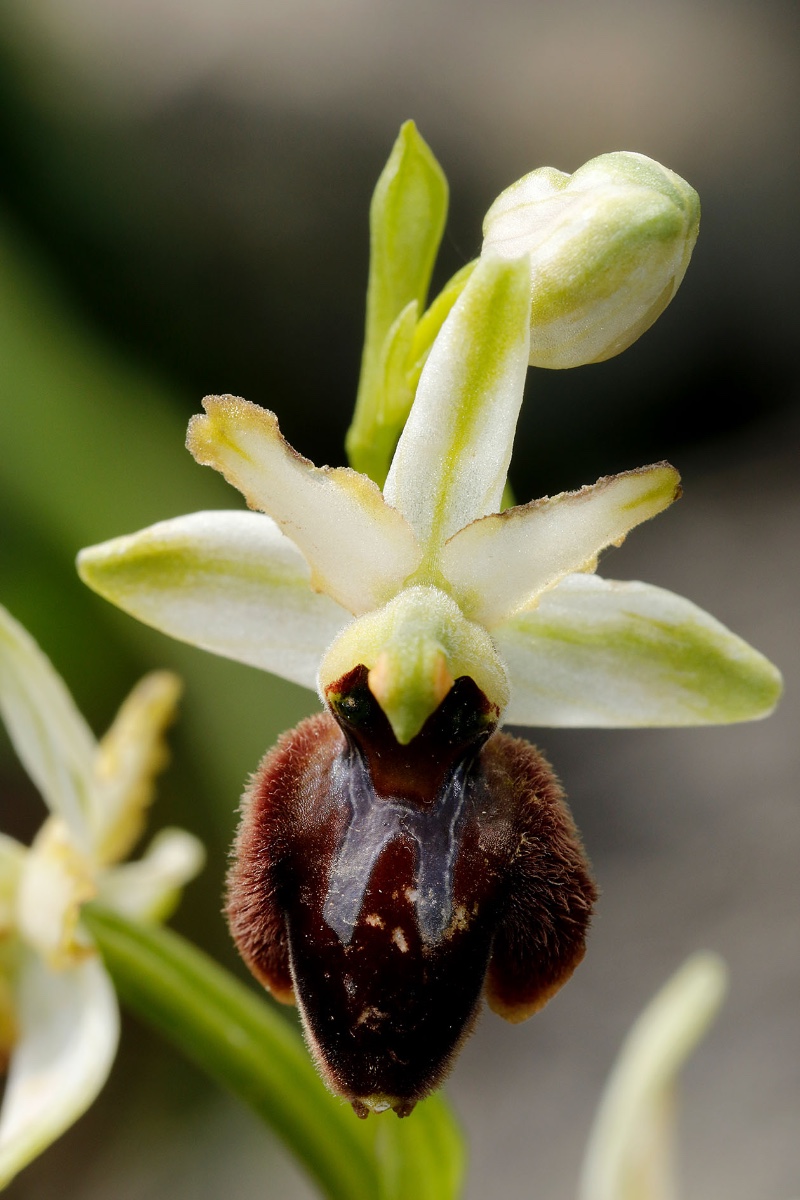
[347,121,448,483]
[84,905,465,1200]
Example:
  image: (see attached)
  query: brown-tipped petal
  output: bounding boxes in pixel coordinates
[188,396,421,615]
[442,463,680,628]
[224,718,348,1005]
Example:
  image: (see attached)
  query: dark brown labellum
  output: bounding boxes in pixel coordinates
[227,667,596,1117]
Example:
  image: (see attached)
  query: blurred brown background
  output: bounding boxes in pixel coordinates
[0,1,797,1197]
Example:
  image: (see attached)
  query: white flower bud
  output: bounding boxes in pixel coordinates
[482,152,700,369]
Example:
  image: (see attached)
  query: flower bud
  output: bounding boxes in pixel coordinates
[482,152,700,369]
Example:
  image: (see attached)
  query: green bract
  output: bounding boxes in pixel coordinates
[482,151,700,368]
[0,605,203,1189]
[77,185,780,746]
[346,120,451,487]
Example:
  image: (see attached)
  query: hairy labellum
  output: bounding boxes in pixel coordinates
[227,667,596,1117]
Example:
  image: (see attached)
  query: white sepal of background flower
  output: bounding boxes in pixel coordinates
[0,605,204,1190]
[578,952,728,1200]
[78,249,781,744]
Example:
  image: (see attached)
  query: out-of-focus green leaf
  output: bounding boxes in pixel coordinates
[377,1089,466,1200]
[0,219,226,544]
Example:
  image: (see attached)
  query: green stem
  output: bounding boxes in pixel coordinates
[83,905,382,1200]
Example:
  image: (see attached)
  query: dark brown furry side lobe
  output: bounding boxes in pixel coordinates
[226,683,596,1116]
[226,712,345,1005]
[480,734,597,1022]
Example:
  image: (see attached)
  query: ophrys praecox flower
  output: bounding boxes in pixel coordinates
[78,131,780,1117]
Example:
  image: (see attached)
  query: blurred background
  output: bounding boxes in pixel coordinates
[0,1,797,1197]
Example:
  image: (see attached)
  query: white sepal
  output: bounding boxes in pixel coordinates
[78,510,353,690]
[0,951,119,1190]
[16,819,95,971]
[496,574,783,727]
[0,606,95,851]
[442,464,680,627]
[187,397,421,614]
[383,254,531,558]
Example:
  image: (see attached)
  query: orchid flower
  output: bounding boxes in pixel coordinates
[76,128,780,1117]
[0,604,204,1189]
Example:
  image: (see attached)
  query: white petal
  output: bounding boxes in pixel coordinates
[497,573,783,727]
[383,254,531,556]
[16,819,95,970]
[0,835,24,928]
[78,510,353,689]
[442,463,680,627]
[0,605,96,849]
[96,827,205,923]
[91,671,182,867]
[578,953,727,1200]
[0,950,119,1189]
[187,397,421,614]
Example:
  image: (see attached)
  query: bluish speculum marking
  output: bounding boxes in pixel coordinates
[322,744,472,945]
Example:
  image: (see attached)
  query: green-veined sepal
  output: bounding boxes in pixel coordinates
[406,260,477,394]
[0,606,96,852]
[496,573,782,726]
[78,510,353,689]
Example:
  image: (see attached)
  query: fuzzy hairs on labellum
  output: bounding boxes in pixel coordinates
[226,667,596,1118]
